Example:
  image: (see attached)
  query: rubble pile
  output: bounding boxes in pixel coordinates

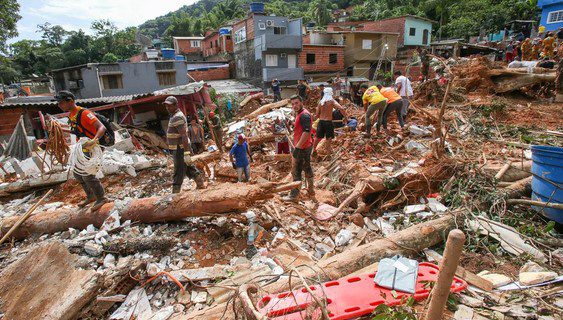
[0,71,562,320]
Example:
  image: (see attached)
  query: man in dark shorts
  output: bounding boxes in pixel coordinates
[313,87,346,155]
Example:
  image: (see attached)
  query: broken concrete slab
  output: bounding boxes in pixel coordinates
[110,287,152,320]
[0,242,100,320]
[519,271,558,286]
[477,271,512,288]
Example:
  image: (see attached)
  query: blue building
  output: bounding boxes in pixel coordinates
[538,0,563,31]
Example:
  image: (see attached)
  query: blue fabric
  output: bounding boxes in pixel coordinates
[227,100,232,110]
[230,142,249,168]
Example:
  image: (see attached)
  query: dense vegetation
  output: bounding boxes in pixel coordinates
[0,0,540,83]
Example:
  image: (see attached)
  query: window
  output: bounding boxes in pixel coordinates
[329,53,338,64]
[215,40,219,47]
[265,54,278,67]
[362,39,372,50]
[274,27,287,35]
[235,27,247,44]
[423,29,429,45]
[158,72,176,86]
[100,75,123,90]
[548,10,563,23]
[210,41,213,48]
[409,28,416,36]
[306,53,316,64]
[190,40,201,48]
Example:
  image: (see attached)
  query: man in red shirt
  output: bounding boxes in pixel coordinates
[284,95,314,202]
[55,91,108,211]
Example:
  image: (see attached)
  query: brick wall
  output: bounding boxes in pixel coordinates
[176,39,202,54]
[363,18,406,45]
[299,45,345,73]
[189,67,230,81]
[0,108,24,136]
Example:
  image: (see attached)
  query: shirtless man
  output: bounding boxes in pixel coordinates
[313,87,346,154]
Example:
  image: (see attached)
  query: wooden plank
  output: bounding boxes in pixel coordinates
[424,249,494,292]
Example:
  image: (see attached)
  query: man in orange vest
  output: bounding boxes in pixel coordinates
[55,91,108,210]
[284,95,314,202]
[377,85,405,133]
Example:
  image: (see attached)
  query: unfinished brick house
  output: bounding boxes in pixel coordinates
[173,36,204,61]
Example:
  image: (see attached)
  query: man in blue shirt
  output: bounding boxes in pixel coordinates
[229,134,253,182]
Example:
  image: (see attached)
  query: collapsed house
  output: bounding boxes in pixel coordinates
[0,58,562,320]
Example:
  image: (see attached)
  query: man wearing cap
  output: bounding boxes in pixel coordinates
[55,90,108,210]
[284,95,314,202]
[229,134,253,182]
[164,96,205,193]
[209,111,223,152]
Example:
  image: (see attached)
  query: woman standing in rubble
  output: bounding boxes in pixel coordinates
[55,90,108,211]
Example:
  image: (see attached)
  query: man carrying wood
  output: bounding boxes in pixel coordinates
[358,83,387,138]
[284,95,314,202]
[55,90,108,211]
[313,87,347,155]
[164,96,205,193]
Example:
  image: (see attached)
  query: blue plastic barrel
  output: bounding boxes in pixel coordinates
[530,145,563,224]
[161,48,175,60]
[249,2,265,13]
[175,55,185,61]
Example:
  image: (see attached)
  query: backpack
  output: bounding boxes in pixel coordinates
[72,109,115,146]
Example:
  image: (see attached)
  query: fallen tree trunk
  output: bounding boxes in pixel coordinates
[503,176,532,199]
[103,236,177,256]
[247,133,279,146]
[0,181,300,241]
[191,151,222,165]
[484,161,531,182]
[493,73,557,93]
[181,213,459,320]
[245,99,289,119]
[240,92,264,107]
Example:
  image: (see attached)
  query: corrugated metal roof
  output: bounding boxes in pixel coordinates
[0,93,153,109]
[205,80,262,95]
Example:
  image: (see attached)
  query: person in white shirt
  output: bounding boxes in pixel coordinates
[393,71,414,120]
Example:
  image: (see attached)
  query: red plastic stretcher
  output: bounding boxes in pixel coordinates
[257,262,467,320]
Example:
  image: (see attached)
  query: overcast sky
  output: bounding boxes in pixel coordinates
[10,0,197,43]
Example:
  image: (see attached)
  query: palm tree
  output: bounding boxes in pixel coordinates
[309,0,333,27]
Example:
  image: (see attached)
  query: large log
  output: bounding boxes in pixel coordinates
[247,133,280,146]
[181,213,459,320]
[240,92,264,107]
[0,181,300,241]
[245,99,290,119]
[484,161,531,182]
[191,151,222,165]
[493,73,557,93]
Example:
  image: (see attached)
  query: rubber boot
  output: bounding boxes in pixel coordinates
[283,188,300,203]
[91,197,109,211]
[172,185,181,194]
[78,197,95,208]
[306,176,315,198]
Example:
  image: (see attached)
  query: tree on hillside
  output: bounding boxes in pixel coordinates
[0,0,22,51]
[37,23,68,47]
[0,57,20,84]
[309,0,335,26]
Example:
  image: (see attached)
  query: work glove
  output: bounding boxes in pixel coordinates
[82,138,99,150]
[183,151,193,165]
